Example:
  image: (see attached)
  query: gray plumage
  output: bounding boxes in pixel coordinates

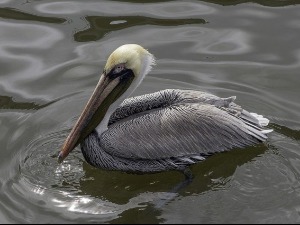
[80,89,271,174]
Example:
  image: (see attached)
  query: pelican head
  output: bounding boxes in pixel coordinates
[104,44,155,80]
[58,44,155,162]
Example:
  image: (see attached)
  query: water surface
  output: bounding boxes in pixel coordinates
[0,0,300,223]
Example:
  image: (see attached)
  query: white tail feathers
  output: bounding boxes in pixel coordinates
[249,112,273,134]
[261,129,273,134]
[250,112,270,126]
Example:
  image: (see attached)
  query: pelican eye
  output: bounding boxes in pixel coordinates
[112,64,125,74]
[107,64,127,79]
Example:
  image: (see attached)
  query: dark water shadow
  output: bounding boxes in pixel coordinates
[74,16,206,42]
[111,0,300,7]
[0,95,42,110]
[201,0,300,6]
[269,123,300,141]
[0,92,81,111]
[113,145,267,223]
[0,7,66,24]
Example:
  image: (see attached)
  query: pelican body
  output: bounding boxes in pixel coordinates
[59,44,272,176]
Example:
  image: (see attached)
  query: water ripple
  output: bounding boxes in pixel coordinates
[0,0,299,223]
[74,16,207,42]
[35,1,215,18]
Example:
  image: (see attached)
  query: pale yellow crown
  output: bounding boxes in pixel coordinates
[104,44,155,77]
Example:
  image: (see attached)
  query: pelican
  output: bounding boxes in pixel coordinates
[58,44,272,179]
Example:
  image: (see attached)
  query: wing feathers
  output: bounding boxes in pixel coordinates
[100,102,265,160]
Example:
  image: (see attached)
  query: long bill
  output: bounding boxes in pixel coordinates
[58,70,134,163]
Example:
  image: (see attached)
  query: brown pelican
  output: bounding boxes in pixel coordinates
[58,44,272,179]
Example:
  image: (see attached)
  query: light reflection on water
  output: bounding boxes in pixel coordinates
[0,0,300,223]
